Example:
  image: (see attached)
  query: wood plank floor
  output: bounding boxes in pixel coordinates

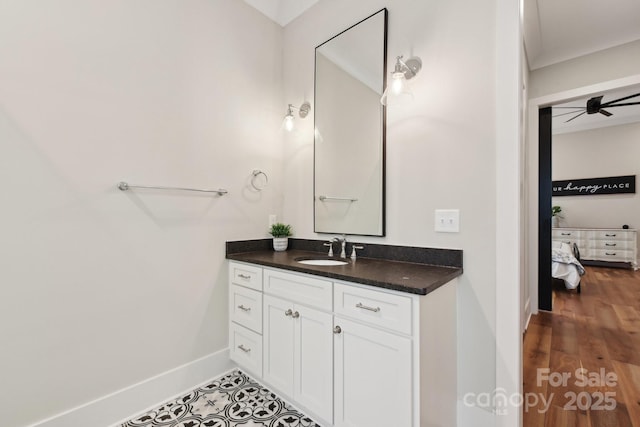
[523,266,640,427]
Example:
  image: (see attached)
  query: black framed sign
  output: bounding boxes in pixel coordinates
[552,175,636,196]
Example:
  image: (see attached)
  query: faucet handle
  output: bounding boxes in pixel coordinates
[323,241,334,257]
[350,244,364,260]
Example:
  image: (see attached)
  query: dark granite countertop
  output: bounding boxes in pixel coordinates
[226,239,463,295]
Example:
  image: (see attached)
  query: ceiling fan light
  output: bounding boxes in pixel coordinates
[586,96,602,114]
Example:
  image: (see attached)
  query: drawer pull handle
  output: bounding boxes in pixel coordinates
[605,243,617,247]
[237,305,251,312]
[292,311,300,319]
[561,233,571,236]
[237,344,251,353]
[606,252,616,256]
[285,309,293,317]
[333,326,342,334]
[605,234,616,237]
[238,274,252,280]
[356,302,381,313]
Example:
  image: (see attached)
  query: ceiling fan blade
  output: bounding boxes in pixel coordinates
[553,110,587,118]
[600,102,640,107]
[565,111,586,123]
[600,92,640,107]
[599,109,613,117]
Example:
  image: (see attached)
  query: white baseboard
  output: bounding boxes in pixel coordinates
[27,348,234,427]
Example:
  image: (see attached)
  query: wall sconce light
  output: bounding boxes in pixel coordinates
[283,102,311,131]
[380,55,422,106]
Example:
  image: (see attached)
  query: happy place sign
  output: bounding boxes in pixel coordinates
[552,175,636,196]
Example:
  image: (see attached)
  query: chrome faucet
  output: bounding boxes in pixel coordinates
[333,235,347,258]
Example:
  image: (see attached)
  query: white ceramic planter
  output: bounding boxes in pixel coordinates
[552,216,559,228]
[273,237,289,252]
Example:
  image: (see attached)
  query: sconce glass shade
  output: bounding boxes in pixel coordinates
[283,106,295,131]
[283,102,311,131]
[380,56,422,106]
[381,71,413,106]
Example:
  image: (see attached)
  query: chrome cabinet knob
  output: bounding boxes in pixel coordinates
[285,309,293,316]
[334,325,342,334]
[292,311,300,319]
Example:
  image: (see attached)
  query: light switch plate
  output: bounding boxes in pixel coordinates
[435,209,460,233]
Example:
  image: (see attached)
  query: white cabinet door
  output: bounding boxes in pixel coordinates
[294,305,333,423]
[334,317,412,427]
[264,294,334,423]
[263,294,295,396]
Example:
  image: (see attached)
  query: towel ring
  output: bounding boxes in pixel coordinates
[251,170,268,191]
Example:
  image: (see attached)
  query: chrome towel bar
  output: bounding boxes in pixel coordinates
[117,181,228,195]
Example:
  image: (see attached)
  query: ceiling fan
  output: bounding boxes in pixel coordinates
[553,92,640,123]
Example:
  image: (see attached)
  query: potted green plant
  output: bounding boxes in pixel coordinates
[269,222,292,251]
[551,205,563,228]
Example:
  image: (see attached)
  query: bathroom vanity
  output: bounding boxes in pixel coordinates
[226,239,462,427]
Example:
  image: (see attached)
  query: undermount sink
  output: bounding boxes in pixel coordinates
[295,257,349,266]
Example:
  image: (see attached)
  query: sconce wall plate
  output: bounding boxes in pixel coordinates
[401,57,422,80]
[298,101,311,118]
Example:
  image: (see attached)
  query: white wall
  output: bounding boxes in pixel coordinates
[552,122,640,234]
[529,39,640,99]
[282,0,501,419]
[0,1,283,426]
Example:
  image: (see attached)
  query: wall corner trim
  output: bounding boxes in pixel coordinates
[27,349,234,427]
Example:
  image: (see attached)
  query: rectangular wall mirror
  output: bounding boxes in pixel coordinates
[314,8,387,236]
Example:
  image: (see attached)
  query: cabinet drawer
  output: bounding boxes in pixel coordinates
[264,269,332,311]
[552,229,581,239]
[591,239,633,250]
[230,285,262,333]
[552,237,582,249]
[229,261,263,291]
[589,249,633,262]
[334,282,413,335]
[230,323,263,378]
[591,230,633,241]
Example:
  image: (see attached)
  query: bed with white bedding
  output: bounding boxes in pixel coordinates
[552,241,585,290]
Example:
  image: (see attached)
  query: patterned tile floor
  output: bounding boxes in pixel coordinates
[121,370,320,427]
